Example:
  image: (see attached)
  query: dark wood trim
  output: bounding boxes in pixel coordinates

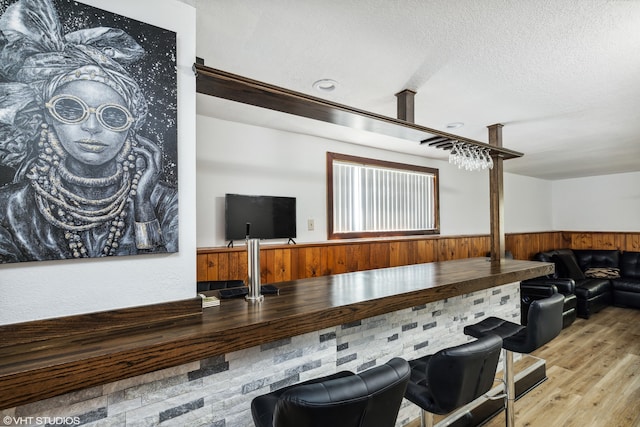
[193,64,523,160]
[395,89,416,122]
[327,152,440,174]
[488,123,505,262]
[326,151,335,240]
[0,298,203,349]
[0,258,552,410]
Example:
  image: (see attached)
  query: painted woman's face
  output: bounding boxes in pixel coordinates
[47,80,133,166]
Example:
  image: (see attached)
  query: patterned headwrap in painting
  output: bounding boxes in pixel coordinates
[0,0,147,178]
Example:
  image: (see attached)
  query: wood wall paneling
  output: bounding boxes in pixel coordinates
[470,236,489,258]
[326,245,343,275]
[217,252,229,281]
[569,232,592,248]
[370,243,390,269]
[358,244,371,271]
[389,242,405,267]
[563,231,632,252]
[196,253,210,281]
[418,239,438,264]
[346,244,363,272]
[196,232,640,284]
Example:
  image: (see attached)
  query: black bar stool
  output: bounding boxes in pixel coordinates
[463,293,564,427]
[251,357,410,427]
[403,334,503,427]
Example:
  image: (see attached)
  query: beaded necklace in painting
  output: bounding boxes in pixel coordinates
[28,124,142,258]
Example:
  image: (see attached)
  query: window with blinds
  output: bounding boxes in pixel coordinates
[327,152,439,239]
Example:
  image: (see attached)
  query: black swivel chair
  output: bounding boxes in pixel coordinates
[251,357,410,427]
[463,293,564,427]
[404,335,503,427]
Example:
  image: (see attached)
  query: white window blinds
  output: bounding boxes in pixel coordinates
[332,160,437,234]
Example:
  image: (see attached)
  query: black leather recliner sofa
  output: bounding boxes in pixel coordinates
[520,277,577,328]
[521,249,640,320]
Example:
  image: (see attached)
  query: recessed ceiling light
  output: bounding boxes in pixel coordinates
[312,79,338,92]
[446,122,464,129]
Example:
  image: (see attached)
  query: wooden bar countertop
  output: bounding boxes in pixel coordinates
[0,257,553,409]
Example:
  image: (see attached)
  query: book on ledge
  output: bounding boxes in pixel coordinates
[199,293,220,308]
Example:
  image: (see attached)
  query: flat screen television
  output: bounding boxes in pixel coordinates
[225,193,297,242]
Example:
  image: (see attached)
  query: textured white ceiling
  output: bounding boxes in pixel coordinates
[195,0,640,180]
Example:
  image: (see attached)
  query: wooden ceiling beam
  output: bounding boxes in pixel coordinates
[193,63,524,161]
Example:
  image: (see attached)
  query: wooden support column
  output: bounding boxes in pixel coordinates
[395,89,416,123]
[488,123,505,262]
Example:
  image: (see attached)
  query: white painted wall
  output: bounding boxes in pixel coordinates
[552,171,640,231]
[196,116,554,248]
[505,173,553,232]
[0,0,196,325]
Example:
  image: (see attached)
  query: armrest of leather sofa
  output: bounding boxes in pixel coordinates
[520,282,558,302]
[520,278,578,329]
[521,277,576,295]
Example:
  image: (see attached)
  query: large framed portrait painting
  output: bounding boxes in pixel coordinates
[0,0,178,263]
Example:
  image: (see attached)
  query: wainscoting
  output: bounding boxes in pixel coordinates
[197,231,640,283]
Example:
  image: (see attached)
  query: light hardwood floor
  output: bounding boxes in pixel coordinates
[408,305,640,427]
[484,306,639,427]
